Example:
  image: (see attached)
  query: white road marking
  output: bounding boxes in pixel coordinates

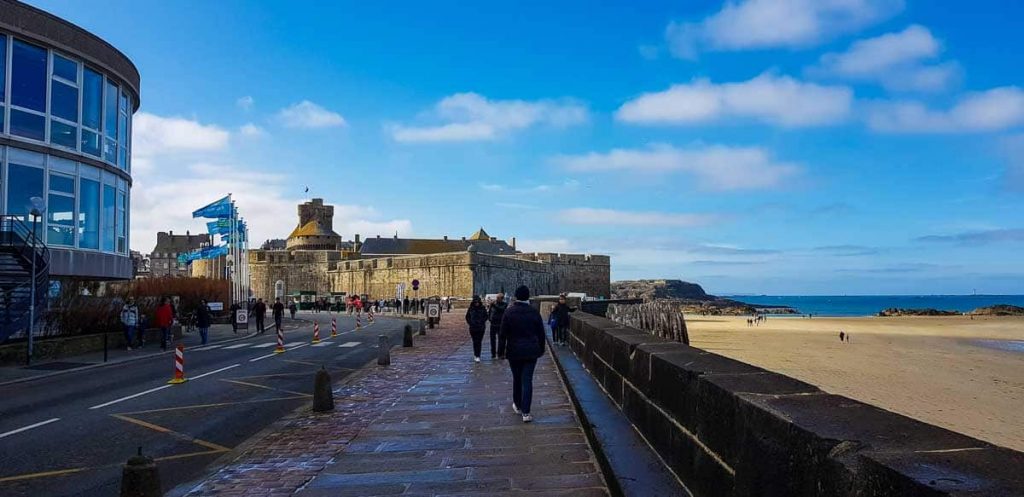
[190,363,241,380]
[287,343,309,350]
[253,342,278,348]
[90,385,172,410]
[312,342,331,347]
[193,344,225,351]
[339,342,360,348]
[249,351,279,362]
[223,343,250,349]
[0,418,60,439]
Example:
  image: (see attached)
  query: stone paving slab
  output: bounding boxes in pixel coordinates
[182,318,609,497]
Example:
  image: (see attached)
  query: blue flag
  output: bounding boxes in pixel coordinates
[207,219,231,235]
[192,196,232,219]
[200,244,229,259]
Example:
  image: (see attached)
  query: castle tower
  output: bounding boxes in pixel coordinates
[286,198,342,250]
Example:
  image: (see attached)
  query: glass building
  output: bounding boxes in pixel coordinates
[0,1,139,279]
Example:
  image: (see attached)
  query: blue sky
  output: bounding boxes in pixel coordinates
[30,0,1024,295]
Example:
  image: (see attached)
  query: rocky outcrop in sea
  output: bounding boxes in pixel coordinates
[612,279,798,316]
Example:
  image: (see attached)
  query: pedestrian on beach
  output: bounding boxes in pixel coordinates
[251,298,267,334]
[499,285,546,423]
[120,297,139,351]
[549,294,575,346]
[488,293,508,359]
[466,295,489,362]
[272,297,285,333]
[197,299,212,345]
[839,331,845,342]
[289,300,297,319]
[155,297,174,350]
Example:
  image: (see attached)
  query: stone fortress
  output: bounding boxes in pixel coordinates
[249,199,611,301]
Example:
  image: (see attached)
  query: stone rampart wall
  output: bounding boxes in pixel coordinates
[566,311,1024,497]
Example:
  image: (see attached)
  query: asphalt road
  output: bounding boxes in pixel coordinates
[0,312,409,497]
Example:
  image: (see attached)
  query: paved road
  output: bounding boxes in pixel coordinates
[0,312,409,497]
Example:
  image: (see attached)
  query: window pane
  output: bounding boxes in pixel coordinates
[104,80,118,138]
[47,194,75,246]
[51,81,79,122]
[0,34,6,102]
[119,91,128,112]
[10,109,45,141]
[103,184,116,252]
[79,130,99,157]
[6,164,45,239]
[11,40,47,112]
[53,54,78,82]
[118,112,127,143]
[79,178,100,249]
[116,190,127,253]
[82,68,102,129]
[104,137,117,163]
[118,146,127,169]
[50,120,77,149]
[49,174,75,194]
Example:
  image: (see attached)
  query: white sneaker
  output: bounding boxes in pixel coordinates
[512,403,520,414]
[522,414,533,423]
[474,356,481,363]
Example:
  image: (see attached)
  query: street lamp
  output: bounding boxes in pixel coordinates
[27,196,46,366]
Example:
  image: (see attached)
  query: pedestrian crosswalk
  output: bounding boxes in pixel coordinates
[189,340,364,351]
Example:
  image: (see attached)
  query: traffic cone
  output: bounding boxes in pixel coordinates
[356,313,362,330]
[274,326,285,354]
[331,318,337,337]
[312,322,321,344]
[168,344,187,384]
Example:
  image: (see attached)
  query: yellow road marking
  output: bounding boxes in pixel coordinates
[111,414,231,452]
[154,449,226,462]
[220,378,312,398]
[232,369,354,379]
[0,467,87,483]
[118,396,308,415]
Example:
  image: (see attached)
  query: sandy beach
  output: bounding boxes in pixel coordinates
[686,315,1024,452]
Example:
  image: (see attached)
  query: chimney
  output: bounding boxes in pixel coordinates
[186,230,190,236]
[443,235,448,241]
[376,234,380,238]
[461,236,466,241]
[354,234,360,243]
[511,237,516,250]
[169,230,173,236]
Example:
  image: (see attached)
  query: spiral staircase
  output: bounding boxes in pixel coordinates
[0,216,49,342]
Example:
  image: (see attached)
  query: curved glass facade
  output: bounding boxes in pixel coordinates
[0,30,136,275]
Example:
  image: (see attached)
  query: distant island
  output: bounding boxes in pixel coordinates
[611,279,799,315]
[879,304,1024,317]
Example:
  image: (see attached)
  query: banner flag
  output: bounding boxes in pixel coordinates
[207,219,231,235]
[192,196,232,219]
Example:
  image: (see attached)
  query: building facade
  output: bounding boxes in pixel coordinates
[0,0,139,280]
[249,199,611,301]
[149,231,209,278]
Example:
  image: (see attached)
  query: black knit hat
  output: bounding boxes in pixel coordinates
[514,285,530,301]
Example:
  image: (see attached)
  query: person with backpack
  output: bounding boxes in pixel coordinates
[196,299,212,345]
[488,293,508,359]
[465,295,489,363]
[499,285,546,423]
[120,297,139,351]
[288,300,297,319]
[549,294,575,346]
[155,297,174,350]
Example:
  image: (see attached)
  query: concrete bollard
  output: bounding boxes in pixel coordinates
[378,335,391,366]
[403,324,414,347]
[120,448,161,497]
[313,367,334,412]
[418,319,426,336]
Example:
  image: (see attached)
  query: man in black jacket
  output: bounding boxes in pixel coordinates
[488,293,508,359]
[272,297,285,333]
[499,285,546,423]
[251,298,267,334]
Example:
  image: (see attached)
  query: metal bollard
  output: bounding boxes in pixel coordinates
[377,335,391,366]
[120,447,162,497]
[403,324,414,347]
[313,367,334,412]
[418,319,426,336]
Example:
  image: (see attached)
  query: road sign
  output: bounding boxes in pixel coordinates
[208,302,224,311]
[411,279,420,291]
[427,303,440,319]
[236,309,249,330]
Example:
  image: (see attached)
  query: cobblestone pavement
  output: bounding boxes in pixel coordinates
[183,319,609,497]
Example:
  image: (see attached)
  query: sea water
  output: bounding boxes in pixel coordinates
[722,295,1024,317]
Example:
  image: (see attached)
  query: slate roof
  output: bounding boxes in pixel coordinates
[151,232,209,255]
[359,237,516,256]
[288,220,341,239]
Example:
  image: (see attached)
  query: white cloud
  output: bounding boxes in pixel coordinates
[867,87,1024,133]
[278,100,347,129]
[238,123,267,138]
[616,73,852,127]
[131,112,231,173]
[560,208,721,227]
[236,96,254,110]
[666,0,903,59]
[812,25,958,92]
[552,143,800,191]
[390,92,588,143]
[479,179,579,194]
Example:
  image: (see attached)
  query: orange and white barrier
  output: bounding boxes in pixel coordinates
[274,326,286,353]
[368,310,375,323]
[168,344,187,384]
[356,313,362,329]
[312,322,321,344]
[331,318,338,337]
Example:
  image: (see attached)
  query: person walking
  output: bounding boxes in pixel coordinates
[155,297,174,351]
[289,300,297,319]
[465,295,489,363]
[120,297,139,351]
[488,293,508,359]
[196,299,212,345]
[251,298,267,334]
[230,302,240,334]
[550,294,575,346]
[499,285,546,423]
[272,297,285,334]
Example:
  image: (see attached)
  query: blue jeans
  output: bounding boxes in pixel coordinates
[161,326,171,349]
[199,326,210,345]
[124,325,136,348]
[508,359,538,414]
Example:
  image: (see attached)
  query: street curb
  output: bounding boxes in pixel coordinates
[0,318,313,388]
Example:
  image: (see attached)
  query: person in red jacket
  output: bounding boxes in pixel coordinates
[154,297,175,350]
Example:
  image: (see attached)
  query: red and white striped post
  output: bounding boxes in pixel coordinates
[368,310,375,323]
[312,322,321,344]
[167,344,187,384]
[274,326,286,354]
[331,318,337,337]
[356,313,362,330]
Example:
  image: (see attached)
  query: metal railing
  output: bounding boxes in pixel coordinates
[0,216,50,342]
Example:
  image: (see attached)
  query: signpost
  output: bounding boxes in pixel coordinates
[426,300,440,328]
[411,279,420,299]
[236,309,249,330]
[209,302,224,311]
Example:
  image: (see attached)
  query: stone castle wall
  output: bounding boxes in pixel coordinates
[330,253,475,298]
[250,250,340,300]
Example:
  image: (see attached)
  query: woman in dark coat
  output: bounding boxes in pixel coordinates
[549,294,575,346]
[196,299,212,345]
[499,285,546,423]
[465,295,489,362]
